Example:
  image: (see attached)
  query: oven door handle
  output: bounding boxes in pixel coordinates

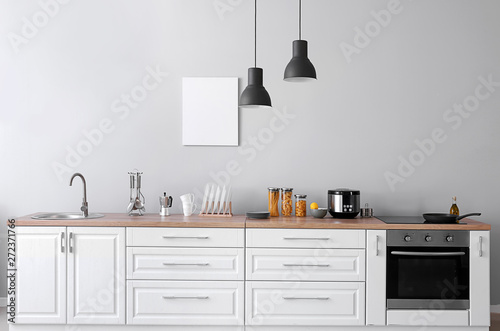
[391,251,465,257]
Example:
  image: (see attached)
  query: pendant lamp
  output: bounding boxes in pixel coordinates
[239,0,272,108]
[284,0,317,82]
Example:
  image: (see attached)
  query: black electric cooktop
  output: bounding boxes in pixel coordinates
[376,216,467,224]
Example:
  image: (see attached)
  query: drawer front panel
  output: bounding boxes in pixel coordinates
[127,281,244,325]
[127,247,244,280]
[246,282,365,326]
[246,229,365,249]
[387,310,469,326]
[247,248,365,281]
[126,228,244,247]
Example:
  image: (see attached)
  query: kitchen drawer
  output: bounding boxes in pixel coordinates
[387,310,469,326]
[247,248,365,281]
[246,281,365,325]
[127,281,244,325]
[246,229,365,249]
[126,227,244,247]
[127,247,244,280]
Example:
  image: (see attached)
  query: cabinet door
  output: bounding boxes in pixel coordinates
[16,227,66,324]
[67,227,125,324]
[366,230,386,326]
[470,231,490,326]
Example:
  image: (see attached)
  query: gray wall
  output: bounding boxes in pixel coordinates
[1,0,499,302]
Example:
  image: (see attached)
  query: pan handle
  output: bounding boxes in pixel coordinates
[456,213,481,221]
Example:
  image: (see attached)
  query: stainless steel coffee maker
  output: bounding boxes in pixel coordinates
[159,192,173,216]
[127,170,146,216]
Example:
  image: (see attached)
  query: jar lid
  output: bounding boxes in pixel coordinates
[281,187,293,191]
[268,187,280,191]
[294,194,307,198]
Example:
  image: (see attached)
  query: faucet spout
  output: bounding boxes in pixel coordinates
[70,173,88,217]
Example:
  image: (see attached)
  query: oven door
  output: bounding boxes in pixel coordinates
[386,246,469,310]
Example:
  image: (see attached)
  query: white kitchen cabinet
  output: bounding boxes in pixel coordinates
[127,247,244,280]
[247,248,365,281]
[67,227,126,324]
[15,227,66,324]
[126,227,245,326]
[365,230,386,326]
[127,280,244,325]
[15,226,125,325]
[246,281,365,326]
[470,231,490,326]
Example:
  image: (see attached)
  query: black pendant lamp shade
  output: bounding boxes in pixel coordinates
[284,0,317,82]
[239,0,272,108]
[240,67,272,108]
[284,40,316,82]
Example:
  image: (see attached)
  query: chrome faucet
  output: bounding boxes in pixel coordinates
[70,173,88,217]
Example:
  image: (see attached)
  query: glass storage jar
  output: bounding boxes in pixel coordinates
[268,188,280,217]
[281,188,293,216]
[295,194,307,217]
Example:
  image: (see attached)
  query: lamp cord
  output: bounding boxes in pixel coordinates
[254,0,257,68]
[299,0,302,40]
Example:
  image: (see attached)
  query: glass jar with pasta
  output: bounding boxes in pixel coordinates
[295,194,307,217]
[268,187,280,217]
[281,188,293,216]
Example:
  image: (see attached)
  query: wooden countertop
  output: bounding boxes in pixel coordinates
[13,213,491,230]
[246,216,491,230]
[15,213,246,228]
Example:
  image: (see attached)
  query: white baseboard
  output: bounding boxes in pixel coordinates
[0,297,6,307]
[492,304,500,313]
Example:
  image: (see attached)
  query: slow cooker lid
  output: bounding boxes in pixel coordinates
[328,188,360,195]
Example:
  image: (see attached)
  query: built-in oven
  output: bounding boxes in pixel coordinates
[386,229,470,310]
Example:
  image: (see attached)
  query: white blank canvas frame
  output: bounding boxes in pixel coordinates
[182,77,238,146]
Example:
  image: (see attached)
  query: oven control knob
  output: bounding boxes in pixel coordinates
[404,235,412,242]
[446,235,454,242]
[425,235,432,242]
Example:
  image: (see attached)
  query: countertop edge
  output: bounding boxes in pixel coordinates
[10,213,491,230]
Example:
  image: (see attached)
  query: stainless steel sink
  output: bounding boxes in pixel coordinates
[31,212,105,220]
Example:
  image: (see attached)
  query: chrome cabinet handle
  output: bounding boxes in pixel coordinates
[282,264,330,267]
[283,237,329,240]
[375,235,379,256]
[162,296,209,300]
[69,232,73,253]
[163,262,210,266]
[162,236,209,240]
[479,236,483,257]
[282,296,330,300]
[61,232,65,253]
[391,251,465,257]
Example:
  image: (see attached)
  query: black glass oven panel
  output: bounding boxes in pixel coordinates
[387,247,469,300]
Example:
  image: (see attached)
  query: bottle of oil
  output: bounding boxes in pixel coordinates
[450,196,459,215]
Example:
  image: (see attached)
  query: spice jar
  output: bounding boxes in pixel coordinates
[268,188,280,217]
[281,188,293,216]
[295,194,307,217]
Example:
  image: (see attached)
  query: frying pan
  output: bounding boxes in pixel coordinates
[422,212,481,223]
